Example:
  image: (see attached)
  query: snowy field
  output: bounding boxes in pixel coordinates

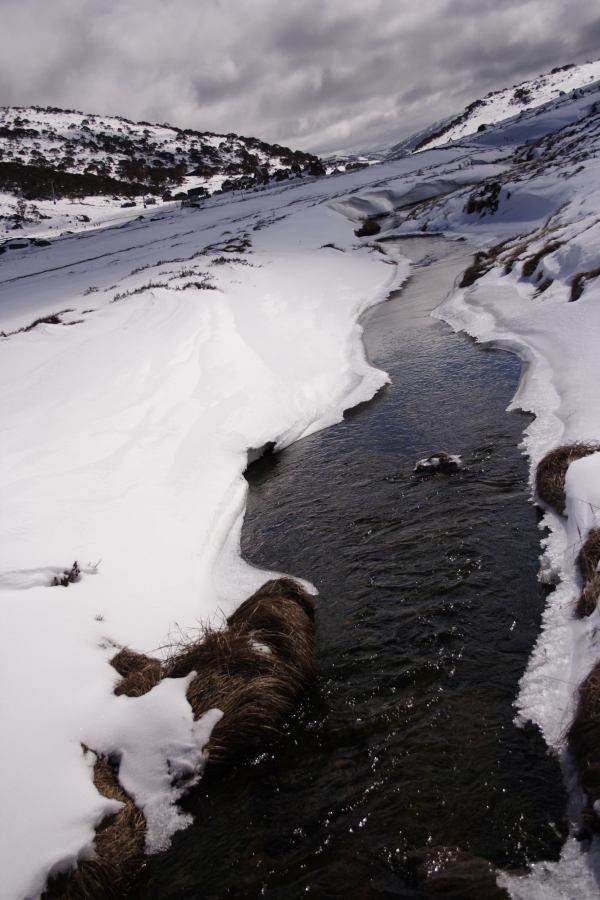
[2,73,600,898]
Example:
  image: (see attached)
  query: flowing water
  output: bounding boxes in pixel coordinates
[135,237,567,898]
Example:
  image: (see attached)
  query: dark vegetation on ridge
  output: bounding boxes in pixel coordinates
[0,105,326,202]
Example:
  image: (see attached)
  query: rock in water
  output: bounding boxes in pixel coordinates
[414,451,463,474]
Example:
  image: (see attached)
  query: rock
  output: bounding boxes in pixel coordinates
[414,451,463,474]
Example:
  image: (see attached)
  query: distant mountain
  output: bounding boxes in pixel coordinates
[0,105,326,239]
[386,58,600,158]
[0,105,325,203]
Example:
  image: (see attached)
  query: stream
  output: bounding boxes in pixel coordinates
[134,237,568,898]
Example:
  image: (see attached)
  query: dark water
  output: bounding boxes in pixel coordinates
[135,238,567,898]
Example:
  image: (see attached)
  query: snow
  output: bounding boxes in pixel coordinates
[0,159,413,900]
[414,59,600,153]
[3,61,600,898]
[0,104,320,243]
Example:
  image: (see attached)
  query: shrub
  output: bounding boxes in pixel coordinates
[463,181,501,217]
[354,218,381,237]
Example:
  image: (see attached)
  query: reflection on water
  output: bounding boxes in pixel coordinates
[134,238,567,899]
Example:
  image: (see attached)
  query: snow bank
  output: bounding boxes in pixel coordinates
[425,84,600,896]
[0,163,408,898]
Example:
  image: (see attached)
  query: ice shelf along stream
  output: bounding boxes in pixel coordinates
[134,237,568,898]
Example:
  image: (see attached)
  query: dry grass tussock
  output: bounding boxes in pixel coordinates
[568,660,600,835]
[51,578,315,898]
[578,529,600,583]
[520,240,563,278]
[111,577,316,765]
[576,573,600,618]
[570,266,600,302]
[534,442,600,514]
[165,577,316,765]
[111,647,162,697]
[43,756,145,900]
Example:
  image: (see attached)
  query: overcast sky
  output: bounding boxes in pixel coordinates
[1,0,599,154]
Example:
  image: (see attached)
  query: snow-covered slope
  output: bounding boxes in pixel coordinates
[0,105,324,241]
[3,69,600,900]
[386,58,600,157]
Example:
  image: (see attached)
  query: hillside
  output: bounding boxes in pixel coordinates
[0,105,324,239]
[386,58,600,157]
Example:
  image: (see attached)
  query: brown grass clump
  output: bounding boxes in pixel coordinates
[45,578,315,898]
[521,240,563,278]
[165,577,316,766]
[576,573,600,618]
[570,266,600,302]
[578,529,600,583]
[111,647,162,697]
[43,756,145,900]
[568,660,600,834]
[534,443,600,514]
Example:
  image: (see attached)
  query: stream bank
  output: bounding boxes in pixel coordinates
[134,237,567,898]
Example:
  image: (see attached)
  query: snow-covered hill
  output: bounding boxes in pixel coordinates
[0,105,324,240]
[386,58,600,157]
[3,66,600,900]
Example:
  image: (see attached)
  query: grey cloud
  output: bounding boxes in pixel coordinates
[0,0,598,154]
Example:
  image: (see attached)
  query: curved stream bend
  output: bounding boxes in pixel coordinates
[135,237,567,899]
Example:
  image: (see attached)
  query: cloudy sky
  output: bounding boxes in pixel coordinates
[1,0,599,153]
